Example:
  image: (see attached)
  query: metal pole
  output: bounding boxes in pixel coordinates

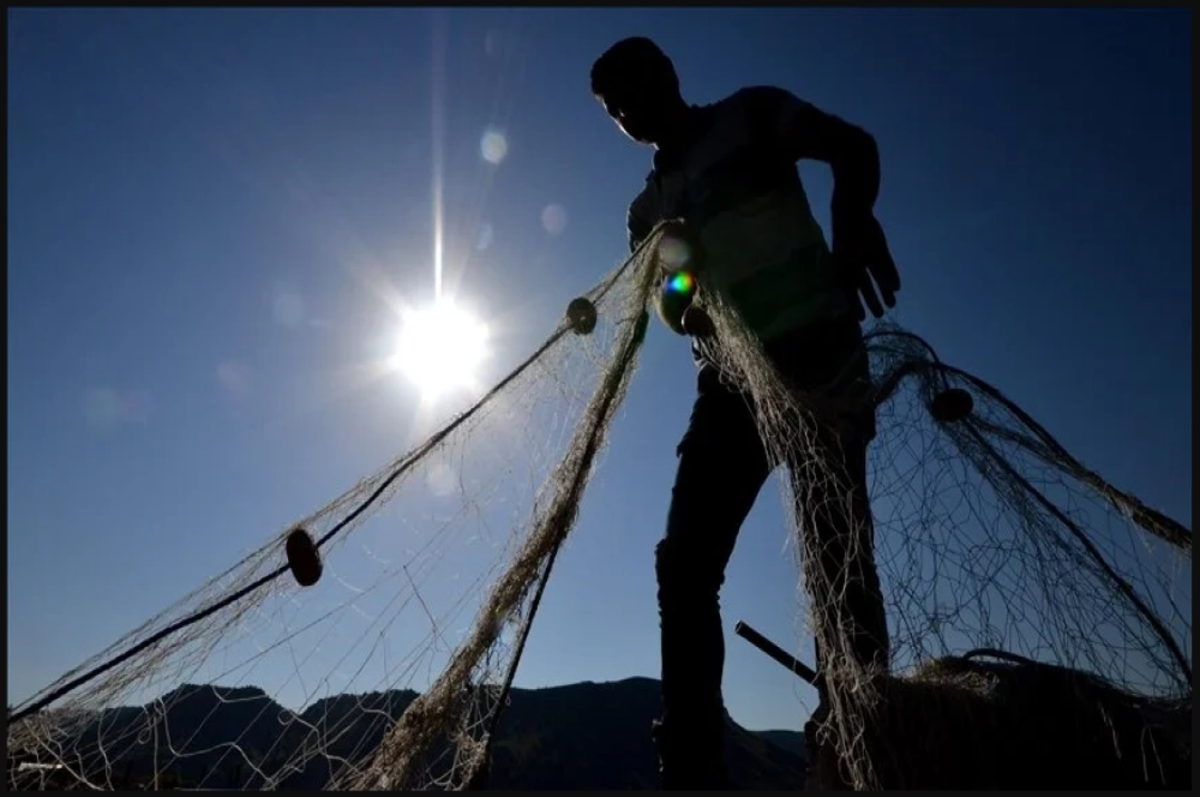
[734,620,821,687]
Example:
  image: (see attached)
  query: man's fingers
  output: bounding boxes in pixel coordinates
[858,272,884,318]
[871,264,897,309]
[847,290,866,322]
[879,257,901,296]
[837,241,898,319]
[682,305,715,338]
[867,221,901,295]
[866,241,899,308]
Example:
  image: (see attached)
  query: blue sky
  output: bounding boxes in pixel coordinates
[6,8,1191,732]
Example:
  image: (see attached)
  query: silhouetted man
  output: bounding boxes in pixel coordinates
[590,36,898,789]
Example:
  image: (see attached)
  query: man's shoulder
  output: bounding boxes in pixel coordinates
[626,170,659,234]
[628,169,657,211]
[719,85,802,118]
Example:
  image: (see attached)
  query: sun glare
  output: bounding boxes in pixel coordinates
[393,300,490,400]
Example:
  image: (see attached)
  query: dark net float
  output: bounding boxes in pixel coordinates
[929,387,975,424]
[286,527,323,587]
[565,297,597,335]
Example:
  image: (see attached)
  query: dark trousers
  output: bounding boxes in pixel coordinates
[653,317,889,787]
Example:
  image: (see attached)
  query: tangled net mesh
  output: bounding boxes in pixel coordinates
[7,222,1191,791]
[695,259,1191,789]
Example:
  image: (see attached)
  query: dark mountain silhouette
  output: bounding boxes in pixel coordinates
[473,677,804,790]
[750,728,807,760]
[11,678,805,790]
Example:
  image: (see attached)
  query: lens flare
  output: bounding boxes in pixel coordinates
[664,270,696,298]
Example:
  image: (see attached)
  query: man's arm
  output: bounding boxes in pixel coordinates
[743,86,899,318]
[743,85,880,211]
[628,186,692,335]
[627,203,653,254]
[644,215,692,336]
[789,106,880,220]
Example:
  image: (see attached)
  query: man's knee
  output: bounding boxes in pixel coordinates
[655,535,724,604]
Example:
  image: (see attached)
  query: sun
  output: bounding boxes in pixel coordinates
[393,299,490,401]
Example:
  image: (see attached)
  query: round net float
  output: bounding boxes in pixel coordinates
[285,527,323,587]
[929,387,975,424]
[566,297,597,335]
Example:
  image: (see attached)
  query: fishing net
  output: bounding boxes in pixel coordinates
[6,222,1191,791]
[694,268,1191,789]
[5,225,662,792]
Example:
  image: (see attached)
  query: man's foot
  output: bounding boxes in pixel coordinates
[651,717,731,790]
[804,701,854,791]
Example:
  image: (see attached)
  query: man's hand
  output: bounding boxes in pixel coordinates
[681,304,715,338]
[831,208,900,320]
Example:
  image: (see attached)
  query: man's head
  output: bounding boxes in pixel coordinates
[591,37,686,146]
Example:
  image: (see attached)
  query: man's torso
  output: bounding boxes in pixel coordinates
[629,86,853,352]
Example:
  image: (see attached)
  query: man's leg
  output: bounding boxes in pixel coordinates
[772,323,886,788]
[794,423,887,790]
[778,321,888,677]
[654,365,772,789]
[800,426,889,674]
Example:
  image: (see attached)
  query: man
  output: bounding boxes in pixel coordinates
[590,37,899,789]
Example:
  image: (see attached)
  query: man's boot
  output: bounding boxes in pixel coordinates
[651,715,730,790]
[804,699,855,791]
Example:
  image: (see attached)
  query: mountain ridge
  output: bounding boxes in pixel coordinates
[9,677,806,790]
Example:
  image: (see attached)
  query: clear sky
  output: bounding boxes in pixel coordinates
[7,8,1191,733]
